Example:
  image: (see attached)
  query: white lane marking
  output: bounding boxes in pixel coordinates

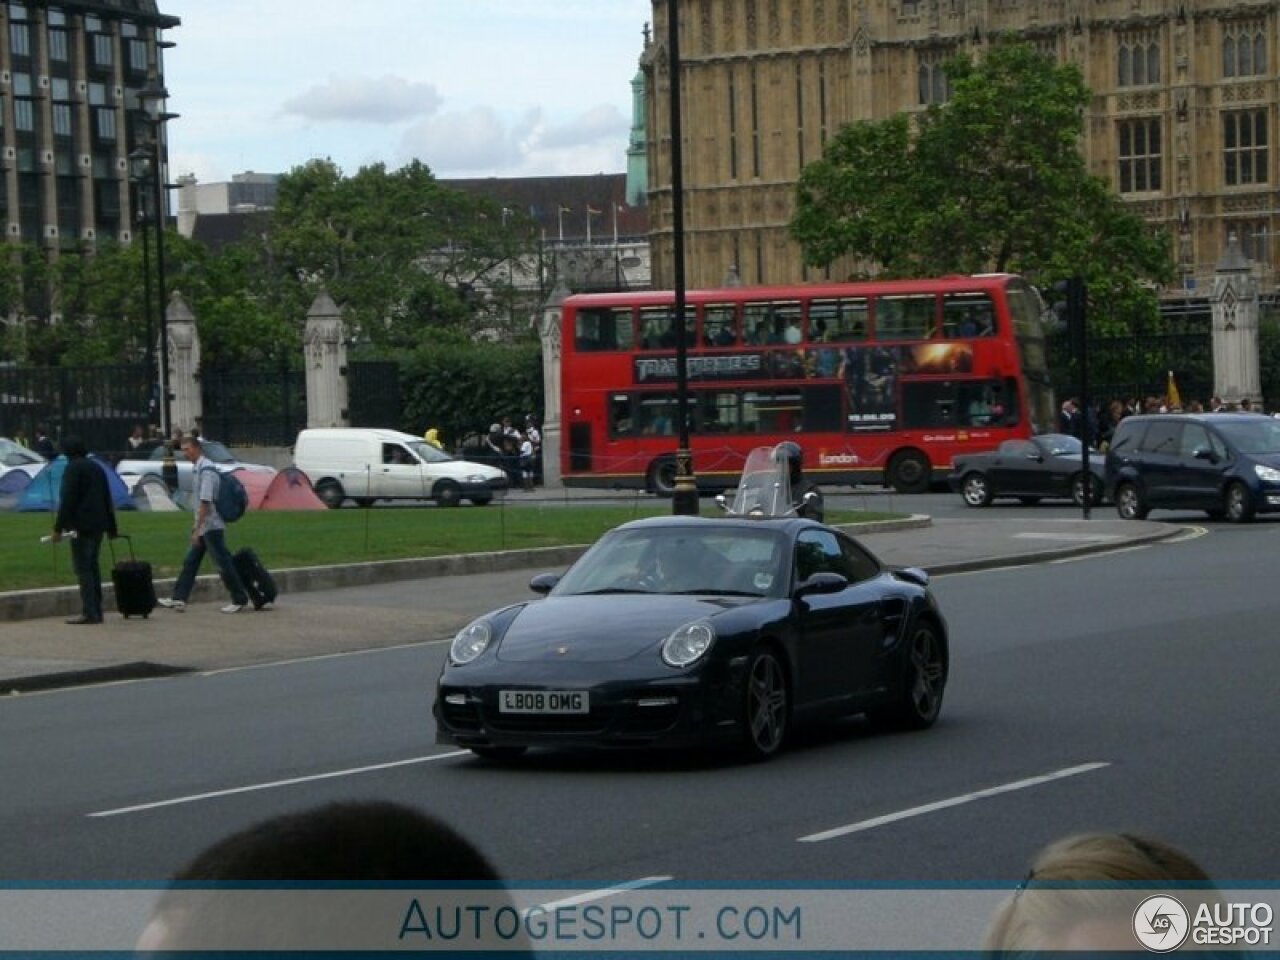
[797,762,1110,843]
[525,876,673,916]
[88,751,471,818]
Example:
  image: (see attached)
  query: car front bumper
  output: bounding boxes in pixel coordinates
[434,659,744,751]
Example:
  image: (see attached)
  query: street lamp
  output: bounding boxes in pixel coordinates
[137,81,178,437]
[665,0,698,515]
[129,147,155,428]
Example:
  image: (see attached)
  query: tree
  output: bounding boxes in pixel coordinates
[263,159,537,349]
[791,40,1174,334]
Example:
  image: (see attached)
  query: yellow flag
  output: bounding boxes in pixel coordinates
[1166,370,1182,410]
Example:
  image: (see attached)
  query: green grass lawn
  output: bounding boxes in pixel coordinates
[2,503,904,592]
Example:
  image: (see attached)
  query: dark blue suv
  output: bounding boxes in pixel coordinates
[1106,413,1280,522]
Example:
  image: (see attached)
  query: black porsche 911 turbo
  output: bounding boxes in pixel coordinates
[433,514,949,762]
[947,434,1106,508]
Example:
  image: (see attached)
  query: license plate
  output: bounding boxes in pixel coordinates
[499,690,589,714]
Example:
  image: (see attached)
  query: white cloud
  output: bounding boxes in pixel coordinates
[283,74,443,124]
[398,104,629,178]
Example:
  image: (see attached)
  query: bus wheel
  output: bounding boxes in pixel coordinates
[648,457,678,497]
[888,450,931,494]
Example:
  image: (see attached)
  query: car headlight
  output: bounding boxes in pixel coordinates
[450,620,493,665]
[661,620,716,668]
[1255,464,1280,483]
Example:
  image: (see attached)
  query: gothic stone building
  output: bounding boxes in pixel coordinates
[643,0,1280,296]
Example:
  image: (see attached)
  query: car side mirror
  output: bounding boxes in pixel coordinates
[1192,446,1217,463]
[795,571,848,597]
[1026,452,1043,462]
[529,573,560,595]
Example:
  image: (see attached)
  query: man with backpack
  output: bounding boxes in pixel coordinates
[158,435,250,614]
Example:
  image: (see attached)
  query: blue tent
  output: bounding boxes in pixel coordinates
[0,469,32,511]
[14,455,135,512]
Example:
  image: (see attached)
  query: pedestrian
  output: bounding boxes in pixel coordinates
[127,423,145,450]
[33,423,56,459]
[157,435,251,614]
[51,436,117,625]
[517,430,535,491]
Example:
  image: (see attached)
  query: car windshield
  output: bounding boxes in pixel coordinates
[1214,418,1280,454]
[406,440,454,464]
[1041,434,1082,456]
[552,525,787,598]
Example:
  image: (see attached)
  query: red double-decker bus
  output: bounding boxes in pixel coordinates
[560,274,1054,494]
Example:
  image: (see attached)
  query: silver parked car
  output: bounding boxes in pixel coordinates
[114,439,275,494]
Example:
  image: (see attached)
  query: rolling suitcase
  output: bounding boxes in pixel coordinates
[233,547,278,611]
[109,535,157,619]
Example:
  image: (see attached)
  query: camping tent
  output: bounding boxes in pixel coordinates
[259,466,327,511]
[130,473,180,511]
[233,467,276,511]
[14,455,135,512]
[0,469,32,511]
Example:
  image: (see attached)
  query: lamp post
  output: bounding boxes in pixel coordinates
[129,148,155,428]
[137,82,178,437]
[665,0,698,515]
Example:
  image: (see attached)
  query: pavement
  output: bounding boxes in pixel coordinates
[0,511,1178,694]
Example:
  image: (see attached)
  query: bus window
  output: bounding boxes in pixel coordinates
[609,394,634,436]
[638,395,677,435]
[575,307,633,351]
[703,304,738,347]
[874,294,937,340]
[811,298,868,342]
[942,292,996,338]
[743,303,772,345]
[696,391,741,433]
[744,390,803,433]
[901,381,960,428]
[639,307,677,350]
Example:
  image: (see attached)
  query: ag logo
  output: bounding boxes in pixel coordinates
[1133,895,1190,952]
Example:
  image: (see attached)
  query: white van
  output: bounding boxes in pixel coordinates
[294,428,508,508]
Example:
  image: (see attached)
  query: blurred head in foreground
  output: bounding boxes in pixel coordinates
[983,832,1215,954]
[137,800,520,954]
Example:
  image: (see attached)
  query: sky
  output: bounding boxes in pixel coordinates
[160,0,653,185]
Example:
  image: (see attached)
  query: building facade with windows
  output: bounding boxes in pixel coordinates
[0,0,178,251]
[642,0,1280,296]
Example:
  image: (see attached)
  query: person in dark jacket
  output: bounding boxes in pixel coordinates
[52,436,117,624]
[774,441,825,522]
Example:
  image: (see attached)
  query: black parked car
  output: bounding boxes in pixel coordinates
[1106,412,1280,522]
[948,434,1104,507]
[434,515,949,762]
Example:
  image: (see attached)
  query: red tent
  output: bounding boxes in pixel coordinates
[232,467,276,510]
[259,466,327,511]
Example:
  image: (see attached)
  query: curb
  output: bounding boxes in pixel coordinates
[3,661,193,695]
[923,521,1181,575]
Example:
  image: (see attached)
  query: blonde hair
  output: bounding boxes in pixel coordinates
[983,833,1214,954]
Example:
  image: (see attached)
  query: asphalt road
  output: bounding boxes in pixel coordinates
[1,513,1275,889]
